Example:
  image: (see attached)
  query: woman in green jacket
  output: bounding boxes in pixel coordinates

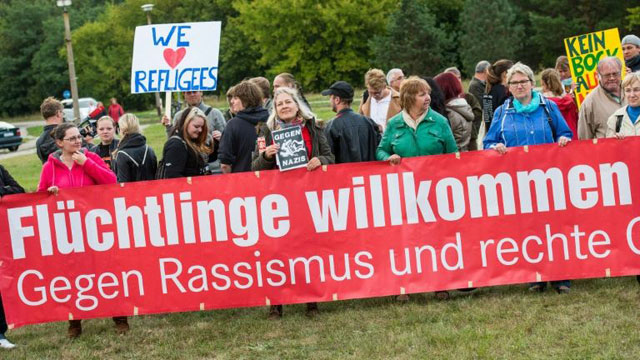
[376,76,458,164]
[376,76,457,302]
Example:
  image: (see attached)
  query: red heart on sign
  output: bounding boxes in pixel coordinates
[163,48,186,69]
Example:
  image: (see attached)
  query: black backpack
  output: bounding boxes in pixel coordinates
[116,145,152,181]
[156,135,187,179]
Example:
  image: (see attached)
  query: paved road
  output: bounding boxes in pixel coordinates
[0,122,150,161]
[0,121,41,160]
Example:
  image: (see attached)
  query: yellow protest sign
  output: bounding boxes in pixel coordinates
[564,28,625,108]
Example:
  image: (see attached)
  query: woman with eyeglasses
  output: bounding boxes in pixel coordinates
[483,63,573,294]
[38,123,117,194]
[36,122,120,338]
[160,106,213,179]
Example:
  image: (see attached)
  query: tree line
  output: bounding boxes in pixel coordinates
[0,0,638,117]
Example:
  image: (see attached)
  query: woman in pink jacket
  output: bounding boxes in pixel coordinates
[36,123,125,338]
[37,123,116,193]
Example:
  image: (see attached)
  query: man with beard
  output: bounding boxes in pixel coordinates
[323,81,379,163]
[578,57,627,139]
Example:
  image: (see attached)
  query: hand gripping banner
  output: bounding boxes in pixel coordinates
[1,138,640,327]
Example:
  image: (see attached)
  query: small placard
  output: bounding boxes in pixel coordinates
[272,126,308,171]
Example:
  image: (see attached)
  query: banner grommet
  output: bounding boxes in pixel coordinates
[605,268,611,277]
[134,306,139,316]
[332,293,338,301]
[200,303,205,311]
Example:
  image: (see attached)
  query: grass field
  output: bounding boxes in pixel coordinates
[3,277,639,359]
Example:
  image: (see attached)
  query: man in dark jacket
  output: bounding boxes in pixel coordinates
[468,60,490,108]
[218,80,269,173]
[36,97,64,164]
[322,81,379,163]
[622,34,640,72]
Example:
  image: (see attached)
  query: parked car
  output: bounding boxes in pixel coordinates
[61,97,98,122]
[0,121,22,152]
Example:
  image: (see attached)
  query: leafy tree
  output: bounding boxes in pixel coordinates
[0,0,106,116]
[628,6,640,29]
[458,0,524,75]
[514,0,638,70]
[370,0,454,77]
[233,0,396,91]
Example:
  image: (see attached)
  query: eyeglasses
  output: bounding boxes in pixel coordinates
[599,72,620,79]
[63,135,83,142]
[508,80,531,87]
[624,87,640,94]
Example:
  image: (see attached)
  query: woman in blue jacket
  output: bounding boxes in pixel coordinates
[483,62,573,294]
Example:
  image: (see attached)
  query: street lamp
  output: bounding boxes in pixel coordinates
[142,3,163,116]
[57,0,81,123]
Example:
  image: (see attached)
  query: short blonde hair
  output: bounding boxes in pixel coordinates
[365,68,387,91]
[622,72,640,90]
[118,113,140,137]
[506,62,535,86]
[399,76,430,110]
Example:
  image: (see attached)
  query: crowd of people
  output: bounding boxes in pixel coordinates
[1,33,640,347]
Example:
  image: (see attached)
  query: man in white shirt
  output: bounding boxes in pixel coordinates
[358,68,402,132]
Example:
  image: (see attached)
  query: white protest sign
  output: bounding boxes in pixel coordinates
[131,21,221,94]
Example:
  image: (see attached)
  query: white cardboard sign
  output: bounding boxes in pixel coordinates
[131,21,221,94]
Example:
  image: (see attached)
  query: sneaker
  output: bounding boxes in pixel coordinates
[68,320,82,339]
[396,294,410,302]
[555,285,571,294]
[113,317,130,334]
[435,291,450,300]
[0,338,16,349]
[305,303,319,318]
[268,305,283,319]
[528,284,545,293]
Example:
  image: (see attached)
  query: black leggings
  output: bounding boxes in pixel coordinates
[0,294,7,335]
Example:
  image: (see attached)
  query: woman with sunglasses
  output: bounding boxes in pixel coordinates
[36,122,120,338]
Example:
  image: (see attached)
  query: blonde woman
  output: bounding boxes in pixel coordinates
[112,113,157,182]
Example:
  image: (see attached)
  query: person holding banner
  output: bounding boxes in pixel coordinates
[35,123,123,337]
[0,165,24,349]
[483,62,573,293]
[160,107,213,179]
[577,57,626,140]
[606,71,640,285]
[376,76,457,301]
[606,72,640,138]
[251,86,334,317]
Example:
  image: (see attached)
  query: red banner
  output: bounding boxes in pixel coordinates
[2,138,640,328]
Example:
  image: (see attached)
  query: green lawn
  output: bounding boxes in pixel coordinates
[4,277,639,359]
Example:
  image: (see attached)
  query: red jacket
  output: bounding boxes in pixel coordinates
[108,103,124,121]
[547,94,578,138]
[37,148,117,191]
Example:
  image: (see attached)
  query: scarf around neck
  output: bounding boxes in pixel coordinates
[513,90,541,113]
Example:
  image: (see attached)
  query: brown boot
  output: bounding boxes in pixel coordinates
[268,305,283,319]
[68,320,82,339]
[435,291,450,300]
[113,317,129,334]
[306,302,319,317]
